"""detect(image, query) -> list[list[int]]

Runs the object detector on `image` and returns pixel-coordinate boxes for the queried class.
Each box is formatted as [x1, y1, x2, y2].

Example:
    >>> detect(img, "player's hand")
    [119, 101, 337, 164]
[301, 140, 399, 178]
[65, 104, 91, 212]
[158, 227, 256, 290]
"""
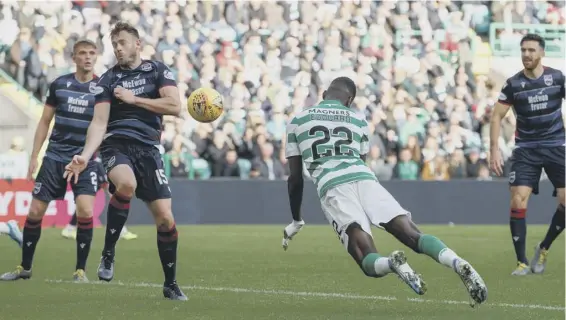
[490, 148, 504, 176]
[282, 220, 305, 251]
[27, 157, 38, 180]
[63, 155, 88, 184]
[113, 87, 136, 104]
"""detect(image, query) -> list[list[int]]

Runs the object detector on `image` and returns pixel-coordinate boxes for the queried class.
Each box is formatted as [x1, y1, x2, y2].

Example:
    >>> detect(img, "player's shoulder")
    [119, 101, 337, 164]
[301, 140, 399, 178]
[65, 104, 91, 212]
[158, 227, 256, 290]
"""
[288, 105, 316, 126]
[506, 70, 525, 84]
[543, 66, 565, 80]
[50, 73, 75, 87]
[140, 59, 168, 72]
[97, 66, 117, 81]
[543, 66, 563, 75]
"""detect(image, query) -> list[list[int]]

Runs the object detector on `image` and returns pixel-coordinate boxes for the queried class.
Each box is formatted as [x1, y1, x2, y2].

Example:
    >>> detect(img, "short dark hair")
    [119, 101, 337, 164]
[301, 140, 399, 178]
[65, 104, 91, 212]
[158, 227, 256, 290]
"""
[520, 33, 545, 50]
[72, 39, 97, 53]
[110, 21, 140, 39]
[329, 77, 357, 97]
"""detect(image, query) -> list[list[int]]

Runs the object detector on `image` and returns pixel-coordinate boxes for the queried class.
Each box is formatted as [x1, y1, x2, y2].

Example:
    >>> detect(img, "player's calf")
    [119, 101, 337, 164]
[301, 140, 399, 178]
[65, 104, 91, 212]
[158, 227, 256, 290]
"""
[97, 190, 133, 282]
[383, 215, 487, 305]
[531, 201, 565, 274]
[509, 187, 530, 273]
[98, 176, 135, 282]
[150, 200, 178, 284]
[1, 199, 49, 281]
[75, 195, 95, 277]
[148, 199, 187, 300]
[346, 224, 426, 295]
[21, 199, 49, 272]
[98, 189, 133, 282]
[104, 165, 136, 249]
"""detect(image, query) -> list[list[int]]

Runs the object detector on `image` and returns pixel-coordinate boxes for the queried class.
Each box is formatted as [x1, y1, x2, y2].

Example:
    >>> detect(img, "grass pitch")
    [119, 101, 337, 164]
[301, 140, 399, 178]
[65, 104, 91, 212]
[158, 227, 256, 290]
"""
[0, 225, 564, 320]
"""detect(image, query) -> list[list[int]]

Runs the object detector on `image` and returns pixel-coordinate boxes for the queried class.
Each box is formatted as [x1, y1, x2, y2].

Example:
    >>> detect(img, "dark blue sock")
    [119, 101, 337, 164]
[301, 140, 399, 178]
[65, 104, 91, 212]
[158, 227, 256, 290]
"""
[540, 204, 565, 250]
[510, 208, 528, 264]
[76, 217, 93, 270]
[21, 217, 42, 270]
[157, 224, 178, 285]
[69, 212, 77, 226]
[103, 193, 130, 255]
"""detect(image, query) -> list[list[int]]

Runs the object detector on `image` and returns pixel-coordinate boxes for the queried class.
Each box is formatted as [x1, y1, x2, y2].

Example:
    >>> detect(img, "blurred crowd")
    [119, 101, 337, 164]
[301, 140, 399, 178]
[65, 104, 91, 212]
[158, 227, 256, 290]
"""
[1, 1, 564, 181]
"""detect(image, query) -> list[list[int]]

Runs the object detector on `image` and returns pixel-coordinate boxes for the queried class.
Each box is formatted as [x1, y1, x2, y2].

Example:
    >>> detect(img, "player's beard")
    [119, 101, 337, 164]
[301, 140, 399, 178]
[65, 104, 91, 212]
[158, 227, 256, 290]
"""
[522, 58, 540, 71]
[117, 51, 137, 69]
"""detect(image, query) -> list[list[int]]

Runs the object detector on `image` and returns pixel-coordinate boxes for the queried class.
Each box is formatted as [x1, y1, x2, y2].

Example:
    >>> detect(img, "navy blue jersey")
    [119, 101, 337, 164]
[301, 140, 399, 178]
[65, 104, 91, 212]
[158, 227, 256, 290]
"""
[44, 73, 98, 162]
[93, 60, 177, 146]
[498, 67, 565, 148]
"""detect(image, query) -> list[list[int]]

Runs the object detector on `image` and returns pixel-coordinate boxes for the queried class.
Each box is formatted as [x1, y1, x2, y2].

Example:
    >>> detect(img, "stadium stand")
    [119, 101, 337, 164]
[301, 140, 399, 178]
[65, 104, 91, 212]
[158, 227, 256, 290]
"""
[0, 1, 564, 180]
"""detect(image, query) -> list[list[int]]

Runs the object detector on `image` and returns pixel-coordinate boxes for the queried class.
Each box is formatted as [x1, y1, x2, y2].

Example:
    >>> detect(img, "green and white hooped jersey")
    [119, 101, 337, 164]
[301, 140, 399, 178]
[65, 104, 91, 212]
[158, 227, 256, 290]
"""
[285, 100, 376, 197]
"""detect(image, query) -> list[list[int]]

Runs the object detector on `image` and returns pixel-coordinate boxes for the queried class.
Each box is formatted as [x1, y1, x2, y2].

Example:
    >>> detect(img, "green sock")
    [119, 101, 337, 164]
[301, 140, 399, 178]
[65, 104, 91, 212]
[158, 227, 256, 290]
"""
[361, 253, 391, 277]
[417, 234, 448, 262]
[361, 253, 381, 276]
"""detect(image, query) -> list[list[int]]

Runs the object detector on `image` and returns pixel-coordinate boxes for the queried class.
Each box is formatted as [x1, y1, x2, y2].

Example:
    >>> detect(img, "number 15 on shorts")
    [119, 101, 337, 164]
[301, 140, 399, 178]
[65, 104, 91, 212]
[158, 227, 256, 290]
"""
[156, 169, 169, 185]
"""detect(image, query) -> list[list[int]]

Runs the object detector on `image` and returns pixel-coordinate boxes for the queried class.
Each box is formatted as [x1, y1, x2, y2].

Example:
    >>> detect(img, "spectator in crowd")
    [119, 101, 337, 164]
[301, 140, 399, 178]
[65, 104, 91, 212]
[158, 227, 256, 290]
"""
[1, 0, 561, 181]
[250, 142, 285, 180]
[422, 154, 451, 181]
[396, 148, 420, 181]
[367, 145, 395, 181]
[169, 154, 188, 179]
[219, 150, 241, 178]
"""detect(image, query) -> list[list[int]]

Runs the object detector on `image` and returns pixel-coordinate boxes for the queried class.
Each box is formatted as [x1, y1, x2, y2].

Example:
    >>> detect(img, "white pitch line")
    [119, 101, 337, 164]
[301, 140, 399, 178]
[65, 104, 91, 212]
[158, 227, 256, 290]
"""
[44, 279, 565, 311]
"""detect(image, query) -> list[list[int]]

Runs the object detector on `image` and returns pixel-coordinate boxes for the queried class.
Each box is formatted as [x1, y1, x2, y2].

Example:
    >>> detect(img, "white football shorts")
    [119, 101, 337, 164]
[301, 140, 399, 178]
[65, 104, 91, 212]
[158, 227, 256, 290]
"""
[320, 180, 411, 248]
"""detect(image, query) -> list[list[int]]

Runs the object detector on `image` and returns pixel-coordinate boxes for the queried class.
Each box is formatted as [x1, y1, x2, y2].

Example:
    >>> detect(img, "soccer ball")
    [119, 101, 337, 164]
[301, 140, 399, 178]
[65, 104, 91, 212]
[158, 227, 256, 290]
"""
[187, 87, 224, 123]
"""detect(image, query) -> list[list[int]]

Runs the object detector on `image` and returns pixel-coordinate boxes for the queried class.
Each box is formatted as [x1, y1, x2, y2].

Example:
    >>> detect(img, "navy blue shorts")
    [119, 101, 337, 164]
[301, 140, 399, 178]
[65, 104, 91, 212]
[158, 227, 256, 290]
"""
[100, 138, 170, 202]
[95, 161, 108, 189]
[33, 157, 99, 203]
[509, 146, 565, 195]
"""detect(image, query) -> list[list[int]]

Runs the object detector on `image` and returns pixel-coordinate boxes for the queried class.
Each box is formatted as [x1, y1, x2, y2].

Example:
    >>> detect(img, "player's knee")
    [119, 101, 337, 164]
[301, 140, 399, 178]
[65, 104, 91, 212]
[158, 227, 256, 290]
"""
[556, 189, 565, 207]
[114, 180, 136, 199]
[510, 190, 529, 209]
[155, 214, 175, 230]
[76, 206, 93, 218]
[28, 201, 47, 220]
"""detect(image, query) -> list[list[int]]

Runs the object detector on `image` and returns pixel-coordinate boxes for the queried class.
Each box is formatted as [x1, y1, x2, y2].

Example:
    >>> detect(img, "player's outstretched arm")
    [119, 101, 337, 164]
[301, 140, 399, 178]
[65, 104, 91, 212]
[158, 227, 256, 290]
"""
[282, 121, 306, 250]
[489, 102, 511, 176]
[287, 156, 304, 222]
[133, 86, 181, 116]
[64, 102, 109, 184]
[82, 102, 110, 160]
[28, 104, 56, 179]
[282, 155, 306, 250]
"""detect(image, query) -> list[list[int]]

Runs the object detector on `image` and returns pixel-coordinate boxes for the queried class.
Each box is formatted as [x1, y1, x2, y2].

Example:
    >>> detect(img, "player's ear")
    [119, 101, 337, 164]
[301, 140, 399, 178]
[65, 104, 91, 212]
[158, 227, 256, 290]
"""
[135, 38, 141, 49]
[347, 96, 354, 107]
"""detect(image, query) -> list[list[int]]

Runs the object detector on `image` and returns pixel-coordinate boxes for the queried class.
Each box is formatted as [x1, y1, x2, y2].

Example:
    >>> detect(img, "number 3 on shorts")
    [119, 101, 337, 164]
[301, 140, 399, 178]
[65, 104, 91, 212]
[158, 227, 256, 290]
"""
[90, 171, 98, 192]
[155, 169, 168, 185]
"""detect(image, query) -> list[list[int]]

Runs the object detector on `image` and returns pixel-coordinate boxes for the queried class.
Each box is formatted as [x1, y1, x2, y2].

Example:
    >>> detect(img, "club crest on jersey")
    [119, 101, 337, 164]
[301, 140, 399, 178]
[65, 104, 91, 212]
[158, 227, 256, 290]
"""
[509, 171, 516, 184]
[89, 82, 104, 95]
[33, 182, 42, 195]
[544, 75, 553, 86]
[141, 63, 152, 71]
[117, 73, 123, 78]
[105, 156, 116, 170]
[164, 70, 174, 80]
